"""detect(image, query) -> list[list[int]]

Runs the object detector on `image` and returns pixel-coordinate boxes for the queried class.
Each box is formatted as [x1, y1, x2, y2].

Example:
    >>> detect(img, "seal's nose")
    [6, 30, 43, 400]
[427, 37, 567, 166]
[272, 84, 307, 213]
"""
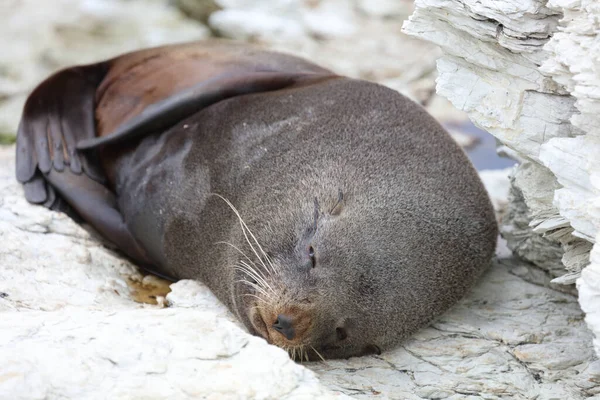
[272, 314, 295, 340]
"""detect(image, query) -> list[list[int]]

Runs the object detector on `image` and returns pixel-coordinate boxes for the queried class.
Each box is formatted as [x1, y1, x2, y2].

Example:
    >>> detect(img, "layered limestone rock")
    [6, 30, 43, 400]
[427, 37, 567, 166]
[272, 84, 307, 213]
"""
[404, 0, 600, 356]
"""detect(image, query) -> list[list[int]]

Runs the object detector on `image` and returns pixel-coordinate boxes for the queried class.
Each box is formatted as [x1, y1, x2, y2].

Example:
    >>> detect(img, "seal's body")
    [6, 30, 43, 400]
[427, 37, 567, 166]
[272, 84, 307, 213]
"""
[16, 41, 497, 359]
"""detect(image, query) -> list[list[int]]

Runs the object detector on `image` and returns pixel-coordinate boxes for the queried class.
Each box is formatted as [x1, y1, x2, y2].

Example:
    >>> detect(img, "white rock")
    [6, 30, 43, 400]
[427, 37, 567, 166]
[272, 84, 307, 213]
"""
[355, 0, 409, 18]
[579, 237, 600, 357]
[0, 0, 210, 135]
[209, 9, 306, 40]
[2, 0, 598, 396]
[0, 309, 337, 400]
[0, 144, 340, 398]
[211, 0, 357, 40]
[479, 168, 513, 215]
[404, 0, 600, 357]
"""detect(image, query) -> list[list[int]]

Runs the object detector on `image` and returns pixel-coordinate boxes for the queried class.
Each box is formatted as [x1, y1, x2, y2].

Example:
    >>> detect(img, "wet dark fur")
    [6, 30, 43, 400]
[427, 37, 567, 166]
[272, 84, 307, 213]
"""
[16, 42, 498, 359]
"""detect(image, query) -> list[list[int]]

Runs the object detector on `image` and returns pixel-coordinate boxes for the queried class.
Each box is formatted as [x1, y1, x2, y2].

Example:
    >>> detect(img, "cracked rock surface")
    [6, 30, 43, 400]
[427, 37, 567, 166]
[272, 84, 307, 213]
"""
[403, 0, 600, 360]
[1, 144, 597, 398]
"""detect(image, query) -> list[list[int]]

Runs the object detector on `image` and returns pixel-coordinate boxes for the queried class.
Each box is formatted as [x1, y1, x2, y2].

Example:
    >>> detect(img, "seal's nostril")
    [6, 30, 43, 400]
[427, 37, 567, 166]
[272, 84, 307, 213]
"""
[336, 327, 348, 341]
[272, 314, 295, 340]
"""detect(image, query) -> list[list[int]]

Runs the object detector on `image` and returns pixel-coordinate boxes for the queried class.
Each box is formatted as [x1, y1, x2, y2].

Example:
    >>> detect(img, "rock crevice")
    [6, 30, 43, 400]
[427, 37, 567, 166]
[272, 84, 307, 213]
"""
[404, 0, 600, 357]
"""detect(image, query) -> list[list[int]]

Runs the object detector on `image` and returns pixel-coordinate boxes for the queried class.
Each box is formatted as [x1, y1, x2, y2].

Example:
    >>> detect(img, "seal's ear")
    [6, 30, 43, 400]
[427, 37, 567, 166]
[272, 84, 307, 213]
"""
[363, 344, 382, 356]
[329, 190, 344, 216]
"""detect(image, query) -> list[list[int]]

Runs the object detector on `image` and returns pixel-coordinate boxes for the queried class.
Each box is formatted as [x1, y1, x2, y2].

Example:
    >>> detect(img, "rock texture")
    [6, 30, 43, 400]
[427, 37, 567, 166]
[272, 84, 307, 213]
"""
[404, 0, 600, 357]
[0, 0, 210, 136]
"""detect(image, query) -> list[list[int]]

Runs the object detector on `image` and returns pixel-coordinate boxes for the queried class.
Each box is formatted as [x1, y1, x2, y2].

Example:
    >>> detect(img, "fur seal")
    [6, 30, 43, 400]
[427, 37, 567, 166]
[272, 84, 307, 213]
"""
[16, 41, 498, 360]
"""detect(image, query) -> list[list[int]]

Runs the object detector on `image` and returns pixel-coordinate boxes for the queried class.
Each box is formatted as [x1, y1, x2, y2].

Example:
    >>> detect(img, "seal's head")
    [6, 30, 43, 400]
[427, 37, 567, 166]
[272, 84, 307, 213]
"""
[213, 78, 497, 360]
[227, 175, 495, 360]
[228, 190, 389, 360]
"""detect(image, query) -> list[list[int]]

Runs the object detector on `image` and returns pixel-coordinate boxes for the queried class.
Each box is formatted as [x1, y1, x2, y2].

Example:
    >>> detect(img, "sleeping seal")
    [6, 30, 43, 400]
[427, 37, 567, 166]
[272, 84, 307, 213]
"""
[16, 41, 498, 360]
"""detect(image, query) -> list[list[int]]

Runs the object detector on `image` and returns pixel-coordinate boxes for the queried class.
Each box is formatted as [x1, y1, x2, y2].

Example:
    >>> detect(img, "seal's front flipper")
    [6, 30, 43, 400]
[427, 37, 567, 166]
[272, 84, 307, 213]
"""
[15, 63, 152, 265]
[76, 42, 335, 151]
[16, 64, 108, 205]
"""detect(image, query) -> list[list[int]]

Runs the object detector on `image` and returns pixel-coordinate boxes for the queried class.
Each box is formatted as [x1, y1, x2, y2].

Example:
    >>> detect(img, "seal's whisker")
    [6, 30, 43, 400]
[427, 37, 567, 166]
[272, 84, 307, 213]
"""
[217, 241, 280, 292]
[242, 294, 269, 306]
[236, 278, 268, 294]
[236, 261, 278, 300]
[239, 221, 279, 277]
[297, 346, 305, 363]
[237, 216, 273, 276]
[238, 270, 273, 301]
[248, 304, 267, 313]
[310, 346, 327, 363]
[211, 193, 280, 276]
[262, 252, 280, 276]
[238, 260, 275, 293]
[234, 260, 266, 280]
[211, 195, 265, 265]
[235, 269, 269, 296]
[235, 279, 274, 301]
[211, 195, 265, 258]
[214, 241, 258, 269]
[234, 262, 262, 280]
[256, 233, 280, 276]
[292, 346, 308, 363]
[236, 217, 279, 275]
[234, 262, 273, 293]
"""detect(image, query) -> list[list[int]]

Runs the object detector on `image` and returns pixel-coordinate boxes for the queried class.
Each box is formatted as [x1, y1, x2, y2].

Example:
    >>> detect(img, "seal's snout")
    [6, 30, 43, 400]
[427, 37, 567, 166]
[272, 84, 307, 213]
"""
[250, 304, 313, 346]
[272, 314, 295, 340]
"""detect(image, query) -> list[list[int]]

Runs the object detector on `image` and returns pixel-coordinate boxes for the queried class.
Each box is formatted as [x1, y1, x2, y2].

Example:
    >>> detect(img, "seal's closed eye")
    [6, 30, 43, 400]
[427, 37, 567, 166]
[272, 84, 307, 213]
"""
[336, 327, 348, 341]
[309, 245, 316, 268]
